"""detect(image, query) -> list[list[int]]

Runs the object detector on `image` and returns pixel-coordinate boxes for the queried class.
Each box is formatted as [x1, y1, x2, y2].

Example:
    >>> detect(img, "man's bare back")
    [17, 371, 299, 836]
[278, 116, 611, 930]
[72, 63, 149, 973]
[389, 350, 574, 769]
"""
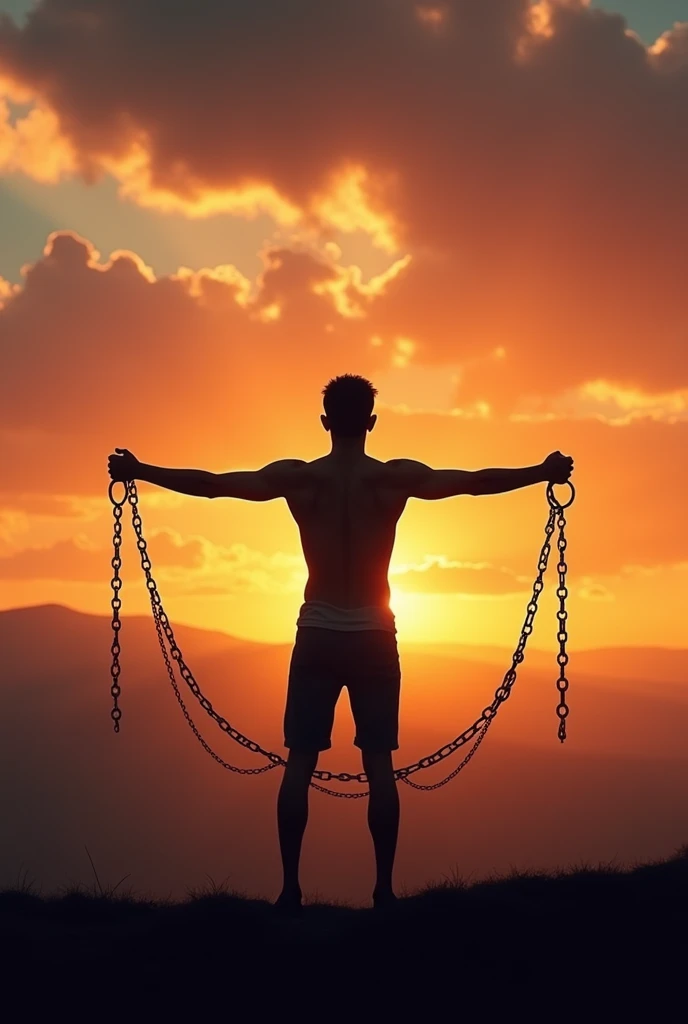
[286, 454, 405, 609]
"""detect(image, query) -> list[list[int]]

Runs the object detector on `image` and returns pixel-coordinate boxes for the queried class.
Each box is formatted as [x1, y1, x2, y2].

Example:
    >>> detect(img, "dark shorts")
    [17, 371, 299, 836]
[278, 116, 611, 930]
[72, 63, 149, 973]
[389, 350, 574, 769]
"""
[284, 627, 401, 753]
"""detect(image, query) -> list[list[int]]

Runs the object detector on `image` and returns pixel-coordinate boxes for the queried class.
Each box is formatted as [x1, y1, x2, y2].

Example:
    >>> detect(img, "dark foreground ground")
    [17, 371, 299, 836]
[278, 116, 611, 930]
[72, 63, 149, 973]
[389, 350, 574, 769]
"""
[2, 850, 687, 1019]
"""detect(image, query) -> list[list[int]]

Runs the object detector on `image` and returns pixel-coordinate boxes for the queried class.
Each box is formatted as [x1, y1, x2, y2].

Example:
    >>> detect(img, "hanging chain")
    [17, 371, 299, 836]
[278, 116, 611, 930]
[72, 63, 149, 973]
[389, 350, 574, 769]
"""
[555, 505, 570, 741]
[151, 600, 279, 775]
[400, 720, 491, 791]
[109, 483, 124, 733]
[109, 479, 573, 790]
[130, 484, 282, 774]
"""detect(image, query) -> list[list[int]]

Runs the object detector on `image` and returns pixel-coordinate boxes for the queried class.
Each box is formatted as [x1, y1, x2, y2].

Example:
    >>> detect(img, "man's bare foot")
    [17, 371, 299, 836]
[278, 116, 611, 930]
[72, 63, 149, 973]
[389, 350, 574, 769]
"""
[274, 887, 303, 916]
[372, 888, 398, 910]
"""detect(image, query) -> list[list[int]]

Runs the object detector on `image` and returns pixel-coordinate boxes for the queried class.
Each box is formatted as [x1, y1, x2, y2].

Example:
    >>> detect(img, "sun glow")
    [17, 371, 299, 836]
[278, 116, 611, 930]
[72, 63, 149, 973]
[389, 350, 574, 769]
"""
[389, 585, 458, 642]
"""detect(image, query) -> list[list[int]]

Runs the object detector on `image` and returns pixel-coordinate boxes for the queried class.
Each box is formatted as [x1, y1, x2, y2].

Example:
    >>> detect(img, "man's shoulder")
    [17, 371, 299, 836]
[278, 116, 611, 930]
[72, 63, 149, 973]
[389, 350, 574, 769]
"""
[261, 459, 312, 485]
[380, 457, 430, 475]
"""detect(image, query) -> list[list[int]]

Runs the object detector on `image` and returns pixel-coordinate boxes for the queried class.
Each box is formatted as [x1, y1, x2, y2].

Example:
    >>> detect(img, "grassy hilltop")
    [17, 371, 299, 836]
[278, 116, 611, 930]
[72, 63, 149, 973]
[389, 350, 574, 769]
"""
[3, 849, 687, 1016]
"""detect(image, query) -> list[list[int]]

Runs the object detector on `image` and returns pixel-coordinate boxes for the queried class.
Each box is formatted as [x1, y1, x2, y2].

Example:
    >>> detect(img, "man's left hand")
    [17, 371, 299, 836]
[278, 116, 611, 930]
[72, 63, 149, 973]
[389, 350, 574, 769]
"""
[108, 448, 140, 482]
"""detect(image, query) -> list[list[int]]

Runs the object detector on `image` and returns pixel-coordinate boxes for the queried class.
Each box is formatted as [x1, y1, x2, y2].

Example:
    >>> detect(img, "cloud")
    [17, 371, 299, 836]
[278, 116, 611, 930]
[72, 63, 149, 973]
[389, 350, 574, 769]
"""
[511, 380, 688, 425]
[649, 20, 688, 72]
[0, 492, 106, 518]
[0, 1, 685, 409]
[0, 527, 306, 593]
[0, 92, 76, 181]
[0, 229, 400, 492]
[0, 529, 205, 581]
[577, 578, 615, 601]
[201, 542, 306, 595]
[1, 222, 686, 582]
[391, 555, 530, 595]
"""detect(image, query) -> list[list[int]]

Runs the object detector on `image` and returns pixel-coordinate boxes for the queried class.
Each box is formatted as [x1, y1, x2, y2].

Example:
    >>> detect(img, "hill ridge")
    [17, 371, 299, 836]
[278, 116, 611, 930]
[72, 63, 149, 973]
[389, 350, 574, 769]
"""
[2, 603, 686, 661]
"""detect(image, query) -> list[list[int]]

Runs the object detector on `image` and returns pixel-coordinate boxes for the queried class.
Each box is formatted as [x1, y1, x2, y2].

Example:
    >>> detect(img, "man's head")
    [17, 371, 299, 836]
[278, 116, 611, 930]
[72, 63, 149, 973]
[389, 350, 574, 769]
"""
[321, 374, 378, 439]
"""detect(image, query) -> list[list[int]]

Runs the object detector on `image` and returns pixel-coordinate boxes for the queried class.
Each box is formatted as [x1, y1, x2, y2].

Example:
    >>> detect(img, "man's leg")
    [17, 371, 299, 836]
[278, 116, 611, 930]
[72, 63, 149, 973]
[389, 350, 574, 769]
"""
[362, 750, 399, 907]
[275, 749, 318, 909]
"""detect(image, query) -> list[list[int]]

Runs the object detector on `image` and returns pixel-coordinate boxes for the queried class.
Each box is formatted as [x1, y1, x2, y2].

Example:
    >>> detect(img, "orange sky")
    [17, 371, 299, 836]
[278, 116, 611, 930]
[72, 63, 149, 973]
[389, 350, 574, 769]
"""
[1, 0, 687, 650]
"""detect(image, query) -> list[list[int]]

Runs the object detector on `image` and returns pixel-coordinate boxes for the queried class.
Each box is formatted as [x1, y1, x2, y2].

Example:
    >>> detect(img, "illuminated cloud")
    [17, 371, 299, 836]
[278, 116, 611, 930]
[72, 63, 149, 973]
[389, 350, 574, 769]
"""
[0, 493, 105, 520]
[0, 530, 204, 581]
[0, 1, 685, 409]
[201, 542, 306, 595]
[0, 527, 305, 594]
[578, 578, 615, 602]
[0, 229, 409, 494]
[1, 223, 687, 587]
[511, 380, 688, 425]
[110, 141, 303, 224]
[312, 254, 412, 319]
[391, 556, 530, 595]
[392, 337, 417, 369]
[0, 273, 16, 307]
[310, 166, 401, 252]
[0, 94, 76, 181]
[0, 506, 29, 548]
[649, 21, 688, 72]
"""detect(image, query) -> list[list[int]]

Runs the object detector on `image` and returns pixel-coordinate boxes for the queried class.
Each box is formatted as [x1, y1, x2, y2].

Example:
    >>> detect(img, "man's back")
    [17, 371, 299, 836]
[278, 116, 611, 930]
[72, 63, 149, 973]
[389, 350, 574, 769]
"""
[286, 454, 406, 609]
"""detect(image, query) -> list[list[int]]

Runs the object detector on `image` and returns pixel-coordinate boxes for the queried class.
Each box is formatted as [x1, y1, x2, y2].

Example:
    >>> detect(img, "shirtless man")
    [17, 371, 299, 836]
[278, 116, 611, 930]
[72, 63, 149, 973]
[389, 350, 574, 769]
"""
[108, 373, 573, 910]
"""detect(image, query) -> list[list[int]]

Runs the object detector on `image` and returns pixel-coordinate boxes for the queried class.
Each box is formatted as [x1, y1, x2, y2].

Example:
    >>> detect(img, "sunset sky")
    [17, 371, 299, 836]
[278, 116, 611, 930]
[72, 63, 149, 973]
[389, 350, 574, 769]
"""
[1, 0, 686, 649]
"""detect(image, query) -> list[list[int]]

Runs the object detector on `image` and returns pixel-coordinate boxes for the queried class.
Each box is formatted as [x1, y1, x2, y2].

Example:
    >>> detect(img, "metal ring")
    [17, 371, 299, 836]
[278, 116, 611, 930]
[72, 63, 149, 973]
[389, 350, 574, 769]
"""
[546, 481, 575, 510]
[108, 480, 128, 506]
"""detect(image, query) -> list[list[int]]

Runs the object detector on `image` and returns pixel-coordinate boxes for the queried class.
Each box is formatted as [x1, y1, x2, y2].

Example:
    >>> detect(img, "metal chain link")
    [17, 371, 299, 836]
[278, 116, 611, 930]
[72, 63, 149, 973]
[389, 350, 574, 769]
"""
[400, 720, 491, 791]
[151, 600, 279, 775]
[555, 506, 570, 741]
[108, 479, 573, 792]
[127, 483, 283, 774]
[109, 486, 124, 733]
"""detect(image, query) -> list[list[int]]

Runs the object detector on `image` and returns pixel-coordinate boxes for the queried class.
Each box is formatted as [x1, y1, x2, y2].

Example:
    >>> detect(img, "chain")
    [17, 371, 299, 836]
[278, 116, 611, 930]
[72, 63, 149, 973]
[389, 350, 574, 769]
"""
[109, 479, 573, 790]
[400, 720, 491, 791]
[386, 498, 560, 788]
[129, 484, 282, 774]
[309, 780, 370, 799]
[298, 726, 491, 797]
[109, 483, 124, 733]
[151, 601, 279, 775]
[555, 506, 570, 741]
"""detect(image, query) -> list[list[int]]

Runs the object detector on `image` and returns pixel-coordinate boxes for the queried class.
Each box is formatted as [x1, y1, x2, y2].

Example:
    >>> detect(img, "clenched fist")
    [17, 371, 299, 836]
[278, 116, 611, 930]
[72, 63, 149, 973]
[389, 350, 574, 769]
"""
[542, 451, 574, 485]
[108, 448, 141, 483]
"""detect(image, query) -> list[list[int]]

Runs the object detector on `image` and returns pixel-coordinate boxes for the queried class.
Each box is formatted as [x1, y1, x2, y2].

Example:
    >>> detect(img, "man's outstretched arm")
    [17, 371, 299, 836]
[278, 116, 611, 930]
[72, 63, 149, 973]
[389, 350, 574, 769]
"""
[108, 449, 309, 500]
[386, 451, 573, 500]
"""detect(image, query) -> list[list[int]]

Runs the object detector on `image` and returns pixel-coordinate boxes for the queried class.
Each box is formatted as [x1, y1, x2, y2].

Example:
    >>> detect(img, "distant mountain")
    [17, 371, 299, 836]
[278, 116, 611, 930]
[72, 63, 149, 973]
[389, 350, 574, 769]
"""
[0, 603, 257, 685]
[0, 604, 686, 905]
[571, 645, 688, 686]
[406, 640, 688, 687]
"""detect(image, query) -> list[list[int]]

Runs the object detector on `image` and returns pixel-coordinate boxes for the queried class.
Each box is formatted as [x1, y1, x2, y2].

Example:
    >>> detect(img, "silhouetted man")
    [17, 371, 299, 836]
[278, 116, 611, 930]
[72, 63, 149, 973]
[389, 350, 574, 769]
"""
[108, 373, 573, 910]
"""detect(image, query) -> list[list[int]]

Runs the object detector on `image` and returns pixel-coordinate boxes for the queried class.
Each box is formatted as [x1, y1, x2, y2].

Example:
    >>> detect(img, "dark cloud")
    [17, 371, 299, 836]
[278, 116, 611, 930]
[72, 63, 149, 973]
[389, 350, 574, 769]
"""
[0, 1, 686, 403]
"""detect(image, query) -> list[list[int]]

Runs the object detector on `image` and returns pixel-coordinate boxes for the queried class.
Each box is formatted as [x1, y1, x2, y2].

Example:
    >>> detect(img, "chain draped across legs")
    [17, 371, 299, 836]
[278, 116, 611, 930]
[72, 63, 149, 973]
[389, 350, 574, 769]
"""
[108, 479, 573, 796]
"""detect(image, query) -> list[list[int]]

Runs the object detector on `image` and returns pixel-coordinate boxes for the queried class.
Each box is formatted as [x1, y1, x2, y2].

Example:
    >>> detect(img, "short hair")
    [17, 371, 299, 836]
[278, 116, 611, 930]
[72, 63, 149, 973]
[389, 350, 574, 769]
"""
[322, 374, 378, 438]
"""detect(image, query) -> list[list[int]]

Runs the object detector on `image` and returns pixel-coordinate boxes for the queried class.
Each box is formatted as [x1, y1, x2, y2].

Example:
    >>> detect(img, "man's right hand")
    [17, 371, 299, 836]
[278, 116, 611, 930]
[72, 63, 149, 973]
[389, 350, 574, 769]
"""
[542, 451, 574, 485]
[108, 448, 141, 482]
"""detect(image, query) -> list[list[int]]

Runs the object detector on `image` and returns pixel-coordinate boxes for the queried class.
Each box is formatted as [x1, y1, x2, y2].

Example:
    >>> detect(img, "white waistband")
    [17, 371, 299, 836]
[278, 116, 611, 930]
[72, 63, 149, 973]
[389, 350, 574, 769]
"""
[296, 600, 396, 633]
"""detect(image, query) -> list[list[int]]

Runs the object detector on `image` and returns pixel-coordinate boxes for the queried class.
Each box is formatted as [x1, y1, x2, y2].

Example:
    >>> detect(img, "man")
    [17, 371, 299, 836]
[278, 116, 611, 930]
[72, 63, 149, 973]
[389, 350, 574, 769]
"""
[108, 373, 573, 911]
